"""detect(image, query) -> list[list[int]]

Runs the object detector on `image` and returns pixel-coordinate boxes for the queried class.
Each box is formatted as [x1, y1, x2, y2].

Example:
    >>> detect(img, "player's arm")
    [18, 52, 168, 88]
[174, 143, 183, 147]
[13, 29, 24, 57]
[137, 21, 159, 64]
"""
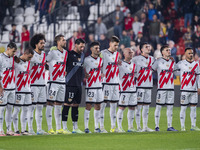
[195, 65, 200, 95]
[99, 52, 105, 77]
[46, 50, 53, 62]
[83, 59, 90, 79]
[0, 59, 4, 95]
[151, 59, 158, 72]
[173, 61, 181, 76]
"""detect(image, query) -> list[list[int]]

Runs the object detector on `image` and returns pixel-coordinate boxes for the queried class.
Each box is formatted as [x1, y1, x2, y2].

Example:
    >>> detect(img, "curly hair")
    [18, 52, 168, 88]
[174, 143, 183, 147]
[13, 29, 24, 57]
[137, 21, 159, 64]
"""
[30, 33, 46, 49]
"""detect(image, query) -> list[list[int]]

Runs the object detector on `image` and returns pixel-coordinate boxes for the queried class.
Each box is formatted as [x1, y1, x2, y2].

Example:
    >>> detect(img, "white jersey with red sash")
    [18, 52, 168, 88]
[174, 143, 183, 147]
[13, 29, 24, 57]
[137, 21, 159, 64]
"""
[30, 51, 46, 85]
[152, 58, 175, 90]
[0, 53, 15, 89]
[175, 60, 200, 92]
[15, 59, 31, 92]
[132, 55, 155, 88]
[119, 61, 137, 92]
[101, 49, 119, 84]
[84, 56, 103, 88]
[46, 49, 68, 83]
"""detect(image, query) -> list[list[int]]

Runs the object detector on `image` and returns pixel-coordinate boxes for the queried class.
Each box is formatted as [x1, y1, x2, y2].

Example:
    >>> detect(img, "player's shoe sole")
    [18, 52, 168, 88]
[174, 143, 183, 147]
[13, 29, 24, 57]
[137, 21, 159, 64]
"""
[56, 129, 64, 134]
[63, 129, 72, 134]
[6, 131, 15, 136]
[13, 131, 21, 136]
[85, 128, 92, 133]
[100, 128, 108, 133]
[37, 130, 49, 135]
[167, 127, 178, 131]
[191, 126, 200, 131]
[94, 128, 101, 133]
[155, 127, 160, 131]
[110, 127, 119, 133]
[127, 128, 137, 132]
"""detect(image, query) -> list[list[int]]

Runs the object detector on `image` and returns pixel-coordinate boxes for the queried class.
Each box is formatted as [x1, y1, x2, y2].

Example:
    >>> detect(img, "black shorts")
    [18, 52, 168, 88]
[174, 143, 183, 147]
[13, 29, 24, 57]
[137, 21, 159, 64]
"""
[65, 86, 82, 104]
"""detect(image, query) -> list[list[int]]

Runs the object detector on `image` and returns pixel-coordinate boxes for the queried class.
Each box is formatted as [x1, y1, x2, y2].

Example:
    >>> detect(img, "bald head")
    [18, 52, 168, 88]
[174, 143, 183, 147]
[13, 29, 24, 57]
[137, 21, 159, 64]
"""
[123, 48, 134, 62]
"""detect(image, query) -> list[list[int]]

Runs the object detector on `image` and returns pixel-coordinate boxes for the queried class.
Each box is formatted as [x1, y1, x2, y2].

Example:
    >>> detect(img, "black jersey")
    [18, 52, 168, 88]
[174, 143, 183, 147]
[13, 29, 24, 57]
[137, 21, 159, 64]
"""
[66, 50, 84, 87]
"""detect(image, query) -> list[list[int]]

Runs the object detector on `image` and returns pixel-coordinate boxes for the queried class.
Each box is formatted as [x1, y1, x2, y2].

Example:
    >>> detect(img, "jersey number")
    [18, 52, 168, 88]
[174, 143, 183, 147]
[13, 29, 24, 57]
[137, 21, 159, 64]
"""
[104, 90, 109, 96]
[88, 91, 94, 97]
[69, 92, 74, 99]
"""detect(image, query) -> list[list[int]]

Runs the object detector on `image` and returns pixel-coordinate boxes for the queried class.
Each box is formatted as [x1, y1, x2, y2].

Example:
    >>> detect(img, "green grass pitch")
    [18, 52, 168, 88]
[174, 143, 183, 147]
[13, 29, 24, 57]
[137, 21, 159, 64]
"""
[0, 107, 200, 150]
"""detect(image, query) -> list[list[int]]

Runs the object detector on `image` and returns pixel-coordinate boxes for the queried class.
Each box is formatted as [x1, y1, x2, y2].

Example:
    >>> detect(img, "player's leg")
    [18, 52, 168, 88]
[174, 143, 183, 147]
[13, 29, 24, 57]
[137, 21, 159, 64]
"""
[154, 90, 164, 131]
[94, 89, 103, 133]
[127, 92, 137, 132]
[54, 84, 65, 134]
[180, 92, 188, 131]
[94, 103, 101, 133]
[84, 103, 92, 133]
[117, 93, 127, 132]
[166, 91, 177, 131]
[35, 86, 47, 135]
[142, 89, 153, 132]
[0, 102, 5, 136]
[135, 89, 144, 131]
[62, 86, 71, 133]
[100, 84, 109, 132]
[71, 86, 84, 134]
[190, 92, 200, 131]
[5, 90, 15, 135]
[110, 85, 119, 132]
[12, 105, 20, 135]
[46, 83, 57, 134]
[23, 94, 33, 135]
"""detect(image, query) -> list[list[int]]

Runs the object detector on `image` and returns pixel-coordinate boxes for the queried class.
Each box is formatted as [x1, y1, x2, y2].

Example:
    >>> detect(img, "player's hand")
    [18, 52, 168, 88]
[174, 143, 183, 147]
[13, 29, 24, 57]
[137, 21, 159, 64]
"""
[85, 72, 90, 79]
[118, 60, 122, 66]
[0, 86, 4, 96]
[170, 57, 175, 62]
[50, 46, 57, 51]
[198, 88, 200, 95]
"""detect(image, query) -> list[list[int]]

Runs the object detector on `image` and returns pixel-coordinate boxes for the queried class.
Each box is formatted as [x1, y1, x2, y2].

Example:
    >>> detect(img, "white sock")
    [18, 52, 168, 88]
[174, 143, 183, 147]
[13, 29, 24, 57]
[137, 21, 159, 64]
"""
[21, 106, 28, 132]
[54, 105, 62, 130]
[73, 121, 78, 130]
[36, 105, 43, 131]
[62, 121, 67, 130]
[0, 107, 5, 132]
[180, 106, 187, 128]
[142, 105, 149, 129]
[46, 105, 53, 131]
[117, 108, 124, 129]
[135, 105, 142, 129]
[167, 105, 173, 128]
[84, 109, 90, 129]
[190, 106, 196, 128]
[127, 109, 135, 129]
[100, 102, 106, 129]
[155, 105, 162, 128]
[12, 106, 20, 132]
[94, 109, 100, 129]
[110, 103, 117, 129]
[28, 105, 35, 131]
[5, 104, 13, 132]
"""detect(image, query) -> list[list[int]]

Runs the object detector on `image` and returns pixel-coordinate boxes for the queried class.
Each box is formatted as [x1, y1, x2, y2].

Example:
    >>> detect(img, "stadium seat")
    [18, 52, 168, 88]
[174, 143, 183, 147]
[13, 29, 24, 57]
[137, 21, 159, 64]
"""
[14, 7, 24, 16]
[1, 32, 9, 43]
[3, 16, 13, 25]
[16, 24, 22, 33]
[4, 24, 12, 31]
[14, 15, 24, 24]
[24, 16, 35, 25]
[90, 5, 98, 15]
[24, 7, 35, 16]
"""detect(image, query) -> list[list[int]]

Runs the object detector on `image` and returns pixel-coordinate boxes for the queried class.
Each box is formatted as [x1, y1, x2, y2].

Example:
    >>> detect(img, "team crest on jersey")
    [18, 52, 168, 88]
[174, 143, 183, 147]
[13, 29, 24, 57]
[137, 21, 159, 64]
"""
[39, 58, 42, 61]
[24, 65, 27, 68]
[129, 67, 132, 70]
[189, 67, 192, 70]
[61, 56, 64, 59]
[146, 62, 148, 65]
[166, 64, 169, 67]
[68, 98, 72, 102]
[112, 57, 114, 60]
[95, 63, 98, 65]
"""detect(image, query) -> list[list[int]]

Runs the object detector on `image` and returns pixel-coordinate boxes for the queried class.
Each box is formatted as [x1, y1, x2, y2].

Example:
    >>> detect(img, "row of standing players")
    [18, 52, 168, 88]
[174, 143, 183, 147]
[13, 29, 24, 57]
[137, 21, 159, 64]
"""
[0, 34, 200, 136]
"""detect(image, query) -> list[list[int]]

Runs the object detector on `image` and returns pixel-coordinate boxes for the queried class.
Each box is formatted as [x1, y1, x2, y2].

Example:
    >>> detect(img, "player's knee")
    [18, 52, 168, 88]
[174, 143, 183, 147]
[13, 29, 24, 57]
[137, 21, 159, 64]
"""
[47, 101, 54, 106]
[94, 104, 100, 110]
[86, 103, 92, 110]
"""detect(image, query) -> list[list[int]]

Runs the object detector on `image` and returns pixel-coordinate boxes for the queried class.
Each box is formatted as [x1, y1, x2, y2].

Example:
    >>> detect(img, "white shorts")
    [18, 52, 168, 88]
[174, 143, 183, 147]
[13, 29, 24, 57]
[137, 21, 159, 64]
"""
[136, 88, 152, 104]
[103, 84, 119, 102]
[85, 88, 103, 104]
[47, 82, 65, 103]
[0, 90, 15, 106]
[180, 91, 198, 106]
[156, 90, 174, 105]
[119, 92, 137, 107]
[31, 86, 47, 104]
[15, 93, 32, 106]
